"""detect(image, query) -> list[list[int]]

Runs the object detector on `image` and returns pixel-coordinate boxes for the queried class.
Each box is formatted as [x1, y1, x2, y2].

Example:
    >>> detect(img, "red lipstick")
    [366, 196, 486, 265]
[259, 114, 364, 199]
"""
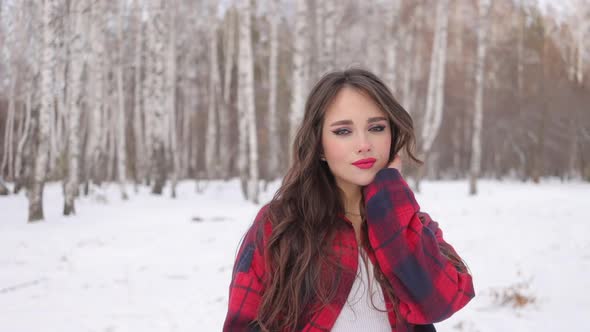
[352, 158, 376, 169]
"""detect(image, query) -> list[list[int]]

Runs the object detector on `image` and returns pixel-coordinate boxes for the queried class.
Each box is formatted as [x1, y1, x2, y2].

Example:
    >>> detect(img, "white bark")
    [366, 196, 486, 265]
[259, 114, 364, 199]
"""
[576, 22, 587, 85]
[86, 1, 105, 185]
[322, 0, 335, 71]
[167, 0, 178, 197]
[106, 89, 116, 182]
[567, 119, 579, 178]
[147, 0, 167, 194]
[238, 0, 259, 203]
[517, 1, 525, 98]
[133, 0, 145, 188]
[469, 0, 491, 195]
[421, 0, 449, 155]
[181, 61, 194, 179]
[403, 4, 423, 114]
[48, 8, 66, 179]
[385, 0, 401, 91]
[14, 90, 32, 187]
[29, 0, 59, 222]
[314, 0, 324, 76]
[116, 1, 128, 200]
[1, 77, 15, 179]
[267, 0, 280, 179]
[416, 0, 449, 191]
[64, 0, 86, 215]
[205, 1, 220, 179]
[220, 8, 236, 179]
[289, 0, 308, 166]
[366, 3, 379, 73]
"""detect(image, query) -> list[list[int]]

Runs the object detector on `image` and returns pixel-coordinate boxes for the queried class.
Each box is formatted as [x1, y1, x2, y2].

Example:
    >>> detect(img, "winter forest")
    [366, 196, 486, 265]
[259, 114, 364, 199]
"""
[0, 0, 589, 330]
[0, 0, 588, 222]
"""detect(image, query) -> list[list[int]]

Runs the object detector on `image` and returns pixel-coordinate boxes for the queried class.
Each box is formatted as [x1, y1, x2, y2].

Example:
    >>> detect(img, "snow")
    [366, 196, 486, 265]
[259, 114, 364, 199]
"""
[1, 178, 589, 331]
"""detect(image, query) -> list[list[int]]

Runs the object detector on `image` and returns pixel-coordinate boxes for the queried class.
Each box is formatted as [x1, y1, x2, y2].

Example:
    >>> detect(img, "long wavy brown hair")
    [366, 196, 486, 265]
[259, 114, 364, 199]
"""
[256, 68, 466, 331]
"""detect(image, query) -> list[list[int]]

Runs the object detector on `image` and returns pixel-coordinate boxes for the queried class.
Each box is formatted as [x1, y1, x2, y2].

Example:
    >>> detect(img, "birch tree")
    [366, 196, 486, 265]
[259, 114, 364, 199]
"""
[115, 1, 128, 200]
[0, 1, 21, 182]
[1, 78, 15, 180]
[220, 7, 236, 180]
[267, 0, 280, 179]
[132, 0, 145, 188]
[167, 0, 179, 197]
[321, 0, 336, 72]
[29, 0, 59, 222]
[85, 0, 105, 187]
[205, 1, 220, 180]
[416, 0, 449, 192]
[572, 0, 589, 85]
[469, 0, 491, 195]
[402, 3, 423, 113]
[289, 0, 308, 166]
[49, 10, 66, 179]
[385, 0, 401, 92]
[64, 0, 87, 215]
[237, 0, 259, 203]
[147, 0, 167, 194]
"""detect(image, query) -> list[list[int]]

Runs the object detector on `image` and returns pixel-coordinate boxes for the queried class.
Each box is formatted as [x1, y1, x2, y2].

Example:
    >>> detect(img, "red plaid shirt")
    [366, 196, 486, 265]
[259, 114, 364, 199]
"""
[223, 168, 475, 331]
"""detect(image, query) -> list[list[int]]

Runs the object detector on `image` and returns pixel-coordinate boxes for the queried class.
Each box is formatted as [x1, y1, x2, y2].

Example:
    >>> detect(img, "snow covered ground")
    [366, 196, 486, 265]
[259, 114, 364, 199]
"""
[1, 178, 588, 332]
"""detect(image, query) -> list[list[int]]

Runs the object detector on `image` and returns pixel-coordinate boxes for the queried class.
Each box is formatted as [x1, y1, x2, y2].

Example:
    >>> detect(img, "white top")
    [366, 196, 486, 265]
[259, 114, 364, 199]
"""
[331, 249, 392, 331]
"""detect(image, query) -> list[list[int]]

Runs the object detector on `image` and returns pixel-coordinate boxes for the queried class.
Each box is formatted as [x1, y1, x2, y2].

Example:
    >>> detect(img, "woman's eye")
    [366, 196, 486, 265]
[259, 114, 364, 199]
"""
[370, 125, 386, 132]
[333, 128, 351, 135]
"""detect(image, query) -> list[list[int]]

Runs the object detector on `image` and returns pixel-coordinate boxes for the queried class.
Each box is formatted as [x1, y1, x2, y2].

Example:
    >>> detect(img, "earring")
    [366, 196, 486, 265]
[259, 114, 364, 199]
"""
[320, 155, 326, 161]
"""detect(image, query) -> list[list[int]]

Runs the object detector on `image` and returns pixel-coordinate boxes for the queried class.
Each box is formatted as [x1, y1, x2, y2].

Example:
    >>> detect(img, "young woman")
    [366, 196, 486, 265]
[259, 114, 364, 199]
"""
[223, 68, 474, 332]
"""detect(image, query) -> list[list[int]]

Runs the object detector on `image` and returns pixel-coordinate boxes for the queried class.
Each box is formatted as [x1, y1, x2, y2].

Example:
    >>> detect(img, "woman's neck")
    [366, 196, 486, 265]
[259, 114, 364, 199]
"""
[340, 184, 362, 215]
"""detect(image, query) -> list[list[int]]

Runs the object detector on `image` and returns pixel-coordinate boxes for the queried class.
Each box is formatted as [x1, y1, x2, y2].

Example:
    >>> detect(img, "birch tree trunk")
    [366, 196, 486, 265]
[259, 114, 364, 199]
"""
[133, 0, 146, 188]
[116, 1, 128, 200]
[106, 91, 116, 182]
[385, 0, 401, 92]
[29, 0, 59, 222]
[86, 0, 105, 188]
[1, 3, 22, 182]
[314, 0, 324, 78]
[416, 0, 449, 192]
[148, 0, 167, 194]
[205, 1, 220, 180]
[516, 1, 525, 100]
[469, 0, 491, 195]
[403, 4, 423, 113]
[50, 20, 67, 180]
[14, 90, 32, 193]
[289, 0, 308, 166]
[267, 0, 280, 179]
[321, 0, 335, 72]
[1, 77, 16, 180]
[220, 8, 236, 180]
[366, 3, 379, 74]
[167, 0, 179, 198]
[181, 59, 194, 179]
[64, 0, 86, 215]
[238, 0, 259, 203]
[567, 118, 579, 178]
[532, 26, 552, 183]
[575, 21, 587, 85]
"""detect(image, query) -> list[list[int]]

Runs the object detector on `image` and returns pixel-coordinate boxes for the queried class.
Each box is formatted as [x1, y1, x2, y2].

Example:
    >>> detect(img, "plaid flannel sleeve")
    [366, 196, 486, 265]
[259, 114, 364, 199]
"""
[362, 168, 475, 324]
[223, 206, 270, 332]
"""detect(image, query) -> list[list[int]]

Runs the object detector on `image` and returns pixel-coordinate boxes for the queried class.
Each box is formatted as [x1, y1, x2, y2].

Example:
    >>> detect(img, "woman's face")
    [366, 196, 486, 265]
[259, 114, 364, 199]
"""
[321, 87, 392, 194]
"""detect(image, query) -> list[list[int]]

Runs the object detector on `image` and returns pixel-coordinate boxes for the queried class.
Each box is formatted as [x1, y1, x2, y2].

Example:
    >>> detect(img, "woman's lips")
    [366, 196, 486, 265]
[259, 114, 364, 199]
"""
[353, 162, 375, 169]
[352, 158, 376, 169]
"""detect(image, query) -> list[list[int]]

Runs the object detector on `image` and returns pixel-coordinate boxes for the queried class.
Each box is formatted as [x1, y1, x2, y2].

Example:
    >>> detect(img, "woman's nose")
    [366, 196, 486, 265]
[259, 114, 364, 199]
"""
[357, 134, 372, 153]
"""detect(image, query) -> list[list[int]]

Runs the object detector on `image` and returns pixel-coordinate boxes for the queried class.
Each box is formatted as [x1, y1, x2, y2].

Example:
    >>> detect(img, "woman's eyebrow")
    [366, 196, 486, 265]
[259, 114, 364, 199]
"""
[330, 117, 388, 127]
